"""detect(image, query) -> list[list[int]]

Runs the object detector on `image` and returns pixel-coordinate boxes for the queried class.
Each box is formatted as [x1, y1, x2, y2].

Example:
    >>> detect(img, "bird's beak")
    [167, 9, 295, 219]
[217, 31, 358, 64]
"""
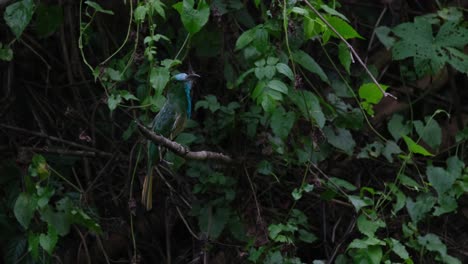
[186, 73, 200, 80]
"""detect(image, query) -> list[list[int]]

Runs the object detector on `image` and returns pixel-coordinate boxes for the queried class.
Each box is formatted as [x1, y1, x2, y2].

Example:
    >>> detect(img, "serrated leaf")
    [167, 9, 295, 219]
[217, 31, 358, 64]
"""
[4, 0, 36, 38]
[292, 50, 329, 83]
[402, 135, 433, 156]
[388, 238, 410, 260]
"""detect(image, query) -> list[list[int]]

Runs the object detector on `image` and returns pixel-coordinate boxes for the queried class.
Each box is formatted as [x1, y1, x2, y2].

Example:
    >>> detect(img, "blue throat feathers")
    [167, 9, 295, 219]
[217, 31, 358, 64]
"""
[184, 81, 192, 119]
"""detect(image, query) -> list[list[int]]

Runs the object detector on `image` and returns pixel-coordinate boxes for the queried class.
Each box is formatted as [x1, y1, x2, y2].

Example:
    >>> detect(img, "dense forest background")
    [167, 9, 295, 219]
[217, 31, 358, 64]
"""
[1, 0, 468, 263]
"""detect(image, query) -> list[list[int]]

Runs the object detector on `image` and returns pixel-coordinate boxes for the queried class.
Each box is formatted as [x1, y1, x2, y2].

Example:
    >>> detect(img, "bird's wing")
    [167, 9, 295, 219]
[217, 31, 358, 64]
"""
[170, 112, 187, 140]
[152, 101, 177, 137]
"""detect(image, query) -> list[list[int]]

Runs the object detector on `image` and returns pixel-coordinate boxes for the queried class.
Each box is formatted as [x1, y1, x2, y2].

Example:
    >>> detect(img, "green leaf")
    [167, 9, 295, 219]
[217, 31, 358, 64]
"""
[338, 42, 351, 73]
[388, 238, 410, 260]
[357, 214, 385, 238]
[320, 5, 349, 22]
[388, 183, 406, 214]
[388, 114, 411, 140]
[289, 90, 325, 128]
[39, 225, 58, 255]
[267, 80, 288, 94]
[298, 229, 317, 243]
[328, 177, 357, 191]
[4, 0, 36, 38]
[433, 193, 457, 216]
[14, 193, 37, 229]
[292, 50, 329, 83]
[235, 28, 255, 51]
[326, 16, 363, 40]
[119, 90, 139, 101]
[382, 140, 402, 163]
[402, 135, 433, 156]
[417, 233, 447, 256]
[359, 83, 388, 104]
[275, 63, 294, 80]
[150, 67, 170, 95]
[348, 195, 373, 212]
[173, 0, 210, 35]
[107, 94, 121, 111]
[375, 26, 395, 49]
[72, 208, 102, 234]
[40, 206, 71, 236]
[323, 126, 355, 155]
[270, 107, 295, 139]
[0, 44, 13, 61]
[414, 117, 442, 149]
[348, 237, 385, 249]
[85, 1, 114, 15]
[391, 18, 468, 76]
[35, 4, 63, 37]
[427, 166, 456, 196]
[28, 232, 40, 260]
[406, 194, 436, 224]
[134, 5, 147, 22]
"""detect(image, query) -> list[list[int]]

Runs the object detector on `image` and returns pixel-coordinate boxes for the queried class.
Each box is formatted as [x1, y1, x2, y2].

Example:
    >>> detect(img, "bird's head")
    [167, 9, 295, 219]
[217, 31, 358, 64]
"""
[173, 73, 200, 82]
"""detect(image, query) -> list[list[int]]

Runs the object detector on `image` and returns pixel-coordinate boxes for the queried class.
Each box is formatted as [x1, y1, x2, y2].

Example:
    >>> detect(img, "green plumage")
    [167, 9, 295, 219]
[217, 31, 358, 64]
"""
[142, 80, 190, 210]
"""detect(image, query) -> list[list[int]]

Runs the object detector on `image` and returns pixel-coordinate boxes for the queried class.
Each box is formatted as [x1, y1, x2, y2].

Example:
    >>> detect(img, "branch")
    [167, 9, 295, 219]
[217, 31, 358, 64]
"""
[136, 122, 235, 164]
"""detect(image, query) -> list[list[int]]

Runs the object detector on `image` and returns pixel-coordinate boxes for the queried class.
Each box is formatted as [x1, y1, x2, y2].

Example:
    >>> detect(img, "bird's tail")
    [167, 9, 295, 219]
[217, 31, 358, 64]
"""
[141, 168, 153, 211]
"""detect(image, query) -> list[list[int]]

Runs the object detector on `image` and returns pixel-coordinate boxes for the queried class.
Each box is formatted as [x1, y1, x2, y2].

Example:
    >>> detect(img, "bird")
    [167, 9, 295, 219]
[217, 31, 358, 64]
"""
[141, 72, 200, 210]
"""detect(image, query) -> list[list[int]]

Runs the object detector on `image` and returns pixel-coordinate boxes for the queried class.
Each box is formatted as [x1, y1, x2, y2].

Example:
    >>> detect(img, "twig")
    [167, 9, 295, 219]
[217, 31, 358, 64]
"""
[0, 124, 113, 157]
[136, 122, 234, 163]
[301, 0, 397, 100]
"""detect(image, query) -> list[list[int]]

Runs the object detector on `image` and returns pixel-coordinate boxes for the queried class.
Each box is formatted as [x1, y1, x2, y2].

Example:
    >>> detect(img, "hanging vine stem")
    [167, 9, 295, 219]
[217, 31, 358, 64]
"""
[174, 33, 191, 61]
[99, 0, 133, 65]
[301, 0, 397, 100]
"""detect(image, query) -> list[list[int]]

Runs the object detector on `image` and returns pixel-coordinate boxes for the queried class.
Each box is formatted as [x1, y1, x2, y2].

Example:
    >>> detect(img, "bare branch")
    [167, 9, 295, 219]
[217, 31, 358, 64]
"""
[136, 122, 235, 164]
